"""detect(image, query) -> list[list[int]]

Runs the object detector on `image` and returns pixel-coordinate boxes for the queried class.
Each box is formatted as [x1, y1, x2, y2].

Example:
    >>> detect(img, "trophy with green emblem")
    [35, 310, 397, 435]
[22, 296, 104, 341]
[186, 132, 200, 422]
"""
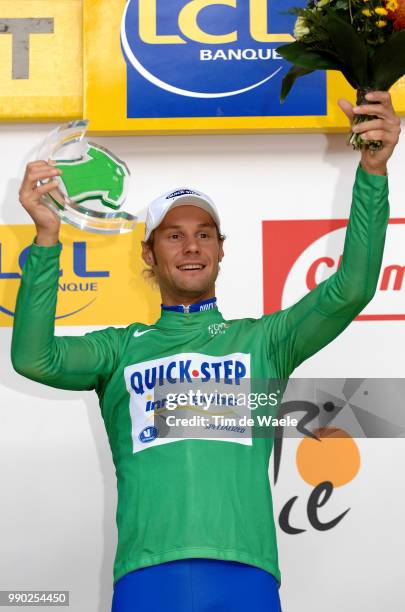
[36, 120, 137, 234]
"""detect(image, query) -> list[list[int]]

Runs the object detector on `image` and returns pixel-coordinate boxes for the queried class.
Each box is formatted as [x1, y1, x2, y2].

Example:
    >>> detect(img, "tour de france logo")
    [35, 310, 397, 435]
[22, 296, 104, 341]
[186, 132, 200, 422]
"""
[273, 378, 404, 534]
[277, 427, 361, 535]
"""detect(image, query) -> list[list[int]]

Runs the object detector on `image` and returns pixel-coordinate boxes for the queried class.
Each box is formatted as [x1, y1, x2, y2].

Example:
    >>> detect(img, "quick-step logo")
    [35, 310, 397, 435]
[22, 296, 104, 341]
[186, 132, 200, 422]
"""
[120, 0, 327, 119]
[124, 352, 251, 454]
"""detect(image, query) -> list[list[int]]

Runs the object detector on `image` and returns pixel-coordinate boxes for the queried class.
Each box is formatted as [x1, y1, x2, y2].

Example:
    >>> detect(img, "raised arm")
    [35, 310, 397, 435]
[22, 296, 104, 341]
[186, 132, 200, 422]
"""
[10, 161, 122, 393]
[262, 91, 400, 378]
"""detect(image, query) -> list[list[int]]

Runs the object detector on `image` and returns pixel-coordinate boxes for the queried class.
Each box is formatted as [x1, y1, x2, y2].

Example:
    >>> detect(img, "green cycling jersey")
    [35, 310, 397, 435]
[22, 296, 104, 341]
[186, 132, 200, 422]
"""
[11, 163, 389, 586]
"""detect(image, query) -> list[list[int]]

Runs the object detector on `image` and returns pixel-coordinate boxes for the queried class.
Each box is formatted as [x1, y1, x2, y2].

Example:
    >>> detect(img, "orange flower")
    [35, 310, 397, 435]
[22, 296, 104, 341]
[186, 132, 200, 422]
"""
[386, 0, 405, 29]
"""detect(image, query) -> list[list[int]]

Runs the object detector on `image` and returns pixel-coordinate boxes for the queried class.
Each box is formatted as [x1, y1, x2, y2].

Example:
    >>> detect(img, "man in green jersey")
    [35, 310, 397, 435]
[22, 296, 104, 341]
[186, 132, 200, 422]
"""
[11, 92, 401, 611]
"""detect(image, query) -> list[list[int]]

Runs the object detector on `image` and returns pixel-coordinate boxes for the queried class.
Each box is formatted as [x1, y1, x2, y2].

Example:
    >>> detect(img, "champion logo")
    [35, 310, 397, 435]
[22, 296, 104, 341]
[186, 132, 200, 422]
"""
[133, 328, 156, 338]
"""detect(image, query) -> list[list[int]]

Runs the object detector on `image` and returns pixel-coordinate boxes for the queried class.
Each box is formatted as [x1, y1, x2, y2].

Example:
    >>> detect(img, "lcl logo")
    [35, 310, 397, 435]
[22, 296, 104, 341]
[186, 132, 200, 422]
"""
[121, 0, 294, 99]
[134, 0, 292, 44]
[0, 241, 109, 320]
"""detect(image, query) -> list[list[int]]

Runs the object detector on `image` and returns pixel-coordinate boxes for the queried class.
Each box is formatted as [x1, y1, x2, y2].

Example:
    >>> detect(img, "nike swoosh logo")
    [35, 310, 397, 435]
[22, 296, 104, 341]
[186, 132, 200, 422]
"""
[133, 328, 156, 338]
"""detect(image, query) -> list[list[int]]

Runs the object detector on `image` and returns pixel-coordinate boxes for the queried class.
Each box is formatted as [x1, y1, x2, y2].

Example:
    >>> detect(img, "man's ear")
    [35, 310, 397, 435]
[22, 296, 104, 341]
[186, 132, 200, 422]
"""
[218, 242, 224, 263]
[141, 241, 156, 267]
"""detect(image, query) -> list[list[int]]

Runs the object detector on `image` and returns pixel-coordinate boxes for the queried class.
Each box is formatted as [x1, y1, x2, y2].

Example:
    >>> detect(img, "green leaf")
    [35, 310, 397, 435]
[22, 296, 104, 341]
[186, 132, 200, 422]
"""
[371, 31, 405, 90]
[325, 11, 368, 87]
[276, 41, 343, 70]
[280, 66, 315, 103]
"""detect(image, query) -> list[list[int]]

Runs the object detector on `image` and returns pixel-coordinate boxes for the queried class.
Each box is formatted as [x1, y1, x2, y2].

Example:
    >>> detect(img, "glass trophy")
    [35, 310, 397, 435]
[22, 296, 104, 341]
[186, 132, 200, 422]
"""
[36, 119, 137, 234]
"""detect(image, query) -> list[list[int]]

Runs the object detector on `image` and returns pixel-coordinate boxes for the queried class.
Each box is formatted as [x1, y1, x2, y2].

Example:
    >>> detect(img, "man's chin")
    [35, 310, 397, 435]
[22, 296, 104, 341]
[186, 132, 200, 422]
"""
[174, 283, 212, 298]
[171, 276, 215, 299]
[156, 269, 219, 300]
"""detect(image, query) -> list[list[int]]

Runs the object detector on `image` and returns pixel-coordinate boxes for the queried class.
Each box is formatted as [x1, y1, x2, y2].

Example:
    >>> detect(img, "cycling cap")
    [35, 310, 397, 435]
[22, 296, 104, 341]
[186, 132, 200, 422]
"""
[144, 187, 221, 241]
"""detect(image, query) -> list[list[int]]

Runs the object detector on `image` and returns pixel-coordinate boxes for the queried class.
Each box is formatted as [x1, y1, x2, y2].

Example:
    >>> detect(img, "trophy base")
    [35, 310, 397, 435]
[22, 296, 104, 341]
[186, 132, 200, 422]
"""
[42, 192, 137, 235]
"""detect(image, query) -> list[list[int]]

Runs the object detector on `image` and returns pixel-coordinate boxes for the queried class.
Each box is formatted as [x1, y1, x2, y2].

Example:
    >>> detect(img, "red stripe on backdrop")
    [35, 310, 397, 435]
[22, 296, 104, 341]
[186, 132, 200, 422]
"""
[262, 218, 405, 320]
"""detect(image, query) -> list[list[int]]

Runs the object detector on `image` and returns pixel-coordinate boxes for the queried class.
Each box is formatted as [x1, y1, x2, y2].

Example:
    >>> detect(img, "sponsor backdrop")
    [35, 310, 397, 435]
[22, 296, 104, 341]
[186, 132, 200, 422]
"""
[0, 224, 159, 326]
[0, 0, 405, 130]
[1, 2, 405, 612]
[1, 124, 404, 612]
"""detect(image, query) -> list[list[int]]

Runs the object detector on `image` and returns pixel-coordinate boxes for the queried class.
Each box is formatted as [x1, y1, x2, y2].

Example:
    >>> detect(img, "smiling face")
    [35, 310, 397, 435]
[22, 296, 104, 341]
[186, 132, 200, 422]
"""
[141, 204, 224, 305]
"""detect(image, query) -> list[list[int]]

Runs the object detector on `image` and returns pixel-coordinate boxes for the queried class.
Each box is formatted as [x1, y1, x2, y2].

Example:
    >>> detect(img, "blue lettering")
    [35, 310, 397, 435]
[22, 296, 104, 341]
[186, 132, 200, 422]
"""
[145, 367, 157, 390]
[131, 371, 144, 395]
[58, 282, 98, 292]
[211, 362, 222, 383]
[73, 242, 109, 278]
[179, 360, 191, 383]
[19, 246, 31, 276]
[0, 244, 19, 279]
[223, 360, 233, 384]
[166, 361, 177, 384]
[158, 364, 165, 386]
[234, 361, 246, 385]
[200, 362, 210, 382]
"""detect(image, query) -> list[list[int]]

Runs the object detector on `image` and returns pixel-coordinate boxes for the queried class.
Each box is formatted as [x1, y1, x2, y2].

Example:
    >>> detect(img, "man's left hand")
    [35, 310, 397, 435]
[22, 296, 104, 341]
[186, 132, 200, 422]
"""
[338, 91, 401, 176]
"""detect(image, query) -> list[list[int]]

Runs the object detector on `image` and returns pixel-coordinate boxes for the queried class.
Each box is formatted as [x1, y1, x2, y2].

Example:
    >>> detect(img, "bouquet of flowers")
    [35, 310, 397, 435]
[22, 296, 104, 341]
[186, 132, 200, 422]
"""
[275, 0, 405, 150]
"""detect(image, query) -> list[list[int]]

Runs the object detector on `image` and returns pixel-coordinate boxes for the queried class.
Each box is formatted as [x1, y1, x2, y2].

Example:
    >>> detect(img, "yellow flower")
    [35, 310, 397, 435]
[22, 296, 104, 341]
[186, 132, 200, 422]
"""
[362, 8, 372, 15]
[375, 7, 388, 14]
[293, 16, 310, 39]
[376, 19, 388, 25]
[385, 0, 398, 10]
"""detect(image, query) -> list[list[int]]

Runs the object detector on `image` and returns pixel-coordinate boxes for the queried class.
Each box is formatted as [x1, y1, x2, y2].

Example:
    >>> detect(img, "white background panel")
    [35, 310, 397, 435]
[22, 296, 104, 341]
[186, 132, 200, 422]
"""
[1, 123, 404, 610]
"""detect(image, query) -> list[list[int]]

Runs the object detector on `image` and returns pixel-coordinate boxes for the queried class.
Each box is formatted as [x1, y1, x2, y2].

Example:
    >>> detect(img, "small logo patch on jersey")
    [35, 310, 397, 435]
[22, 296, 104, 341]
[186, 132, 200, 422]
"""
[133, 328, 156, 338]
[139, 426, 158, 443]
[208, 322, 230, 337]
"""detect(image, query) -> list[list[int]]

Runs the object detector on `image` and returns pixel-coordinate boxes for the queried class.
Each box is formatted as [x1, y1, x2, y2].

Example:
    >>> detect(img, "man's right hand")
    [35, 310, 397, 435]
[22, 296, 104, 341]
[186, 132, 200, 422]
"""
[19, 161, 63, 246]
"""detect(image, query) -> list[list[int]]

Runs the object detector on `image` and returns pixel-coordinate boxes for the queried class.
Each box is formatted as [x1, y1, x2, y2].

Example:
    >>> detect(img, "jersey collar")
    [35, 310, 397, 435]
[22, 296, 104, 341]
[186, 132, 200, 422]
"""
[155, 301, 224, 329]
[161, 297, 217, 314]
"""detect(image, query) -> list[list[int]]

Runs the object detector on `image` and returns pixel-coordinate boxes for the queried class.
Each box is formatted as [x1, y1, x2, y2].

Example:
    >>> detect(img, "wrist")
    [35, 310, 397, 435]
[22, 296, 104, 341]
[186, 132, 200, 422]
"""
[34, 232, 60, 247]
[360, 160, 387, 176]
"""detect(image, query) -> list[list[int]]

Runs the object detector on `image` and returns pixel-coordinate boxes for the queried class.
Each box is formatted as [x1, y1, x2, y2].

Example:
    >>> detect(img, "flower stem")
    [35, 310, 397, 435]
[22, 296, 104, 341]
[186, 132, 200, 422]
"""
[347, 88, 383, 151]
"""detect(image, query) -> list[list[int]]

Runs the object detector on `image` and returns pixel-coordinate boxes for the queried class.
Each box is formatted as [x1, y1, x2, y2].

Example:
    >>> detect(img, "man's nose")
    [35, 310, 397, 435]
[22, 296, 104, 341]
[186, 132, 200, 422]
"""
[182, 236, 200, 254]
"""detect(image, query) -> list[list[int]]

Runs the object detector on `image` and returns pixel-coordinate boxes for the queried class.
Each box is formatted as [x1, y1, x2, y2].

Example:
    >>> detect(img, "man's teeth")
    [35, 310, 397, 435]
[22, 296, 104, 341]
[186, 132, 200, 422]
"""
[178, 264, 204, 270]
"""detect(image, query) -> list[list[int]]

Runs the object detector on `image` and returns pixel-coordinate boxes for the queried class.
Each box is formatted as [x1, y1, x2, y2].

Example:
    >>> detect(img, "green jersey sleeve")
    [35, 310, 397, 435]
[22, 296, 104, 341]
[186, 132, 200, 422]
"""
[261, 163, 389, 378]
[11, 240, 122, 394]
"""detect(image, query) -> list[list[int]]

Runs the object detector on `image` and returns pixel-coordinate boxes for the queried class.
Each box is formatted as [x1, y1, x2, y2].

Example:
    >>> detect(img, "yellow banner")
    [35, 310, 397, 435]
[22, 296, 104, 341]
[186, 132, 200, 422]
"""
[83, 0, 405, 135]
[0, 224, 160, 327]
[0, 0, 404, 129]
[0, 0, 82, 120]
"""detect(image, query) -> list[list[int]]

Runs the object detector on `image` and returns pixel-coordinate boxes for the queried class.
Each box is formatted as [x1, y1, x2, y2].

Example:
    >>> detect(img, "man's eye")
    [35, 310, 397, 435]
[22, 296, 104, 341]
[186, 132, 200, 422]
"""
[199, 232, 209, 239]
[169, 234, 180, 240]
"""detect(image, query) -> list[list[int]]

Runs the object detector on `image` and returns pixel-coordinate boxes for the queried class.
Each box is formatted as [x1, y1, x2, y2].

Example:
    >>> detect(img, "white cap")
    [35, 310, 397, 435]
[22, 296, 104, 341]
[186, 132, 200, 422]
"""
[144, 187, 221, 241]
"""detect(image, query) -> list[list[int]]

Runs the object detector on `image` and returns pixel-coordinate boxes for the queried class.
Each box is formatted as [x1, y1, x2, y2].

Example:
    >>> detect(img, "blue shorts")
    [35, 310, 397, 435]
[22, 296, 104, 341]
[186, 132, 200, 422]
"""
[111, 558, 282, 611]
